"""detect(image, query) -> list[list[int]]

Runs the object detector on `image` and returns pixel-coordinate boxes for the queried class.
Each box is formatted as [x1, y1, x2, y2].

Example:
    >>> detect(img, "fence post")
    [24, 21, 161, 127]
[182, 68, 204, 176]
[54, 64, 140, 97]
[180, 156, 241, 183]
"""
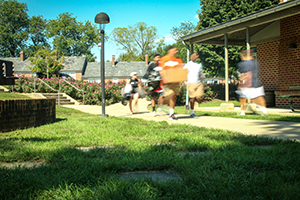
[83, 91, 85, 105]
[59, 80, 61, 105]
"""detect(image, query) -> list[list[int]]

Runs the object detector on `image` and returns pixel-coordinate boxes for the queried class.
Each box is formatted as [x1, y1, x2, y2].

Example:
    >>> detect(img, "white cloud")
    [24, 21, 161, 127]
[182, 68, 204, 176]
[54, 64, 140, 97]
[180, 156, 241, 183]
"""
[194, 14, 198, 19]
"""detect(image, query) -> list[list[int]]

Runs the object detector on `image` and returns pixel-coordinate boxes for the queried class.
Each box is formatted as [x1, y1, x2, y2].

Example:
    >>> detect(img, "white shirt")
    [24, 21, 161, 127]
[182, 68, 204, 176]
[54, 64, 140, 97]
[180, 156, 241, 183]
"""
[183, 61, 202, 83]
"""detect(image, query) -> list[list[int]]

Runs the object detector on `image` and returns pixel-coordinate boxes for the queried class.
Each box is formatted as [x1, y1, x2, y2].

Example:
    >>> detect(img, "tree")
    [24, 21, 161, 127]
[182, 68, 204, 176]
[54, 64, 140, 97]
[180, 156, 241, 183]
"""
[111, 22, 164, 61]
[170, 21, 196, 41]
[197, 0, 280, 30]
[0, 0, 29, 57]
[168, 21, 198, 63]
[118, 52, 141, 62]
[46, 12, 100, 62]
[29, 49, 64, 78]
[24, 15, 50, 57]
[195, 0, 280, 78]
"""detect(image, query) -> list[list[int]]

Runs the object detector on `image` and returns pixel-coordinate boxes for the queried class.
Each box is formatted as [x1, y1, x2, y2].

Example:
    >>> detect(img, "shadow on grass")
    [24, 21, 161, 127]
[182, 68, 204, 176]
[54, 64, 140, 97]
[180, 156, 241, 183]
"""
[191, 110, 300, 122]
[251, 120, 300, 141]
[55, 117, 67, 123]
[1, 133, 300, 199]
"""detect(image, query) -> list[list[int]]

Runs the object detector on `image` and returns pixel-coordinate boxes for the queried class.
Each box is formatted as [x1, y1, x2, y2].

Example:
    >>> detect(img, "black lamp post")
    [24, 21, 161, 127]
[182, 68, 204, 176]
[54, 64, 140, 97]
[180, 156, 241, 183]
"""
[95, 12, 110, 117]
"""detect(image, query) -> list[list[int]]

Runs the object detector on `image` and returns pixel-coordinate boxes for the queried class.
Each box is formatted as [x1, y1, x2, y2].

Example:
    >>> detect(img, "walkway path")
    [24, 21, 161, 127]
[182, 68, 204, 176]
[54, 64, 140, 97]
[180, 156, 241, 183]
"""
[63, 99, 300, 141]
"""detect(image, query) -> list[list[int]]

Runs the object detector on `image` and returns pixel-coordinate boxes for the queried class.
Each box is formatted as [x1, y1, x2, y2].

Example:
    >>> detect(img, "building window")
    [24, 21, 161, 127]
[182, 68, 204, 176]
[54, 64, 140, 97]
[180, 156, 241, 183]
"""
[88, 78, 100, 83]
[61, 72, 76, 80]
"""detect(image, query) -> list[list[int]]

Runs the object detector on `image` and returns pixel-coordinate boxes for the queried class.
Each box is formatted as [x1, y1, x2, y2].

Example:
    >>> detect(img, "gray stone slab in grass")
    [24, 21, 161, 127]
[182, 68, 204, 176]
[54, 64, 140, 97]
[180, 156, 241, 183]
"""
[153, 142, 175, 146]
[0, 162, 45, 169]
[255, 146, 273, 149]
[120, 171, 182, 183]
[177, 151, 210, 157]
[74, 146, 115, 152]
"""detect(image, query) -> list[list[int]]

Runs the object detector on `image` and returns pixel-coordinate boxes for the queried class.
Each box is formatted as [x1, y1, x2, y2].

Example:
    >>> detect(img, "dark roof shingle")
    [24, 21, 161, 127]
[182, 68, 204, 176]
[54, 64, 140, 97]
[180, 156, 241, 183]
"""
[82, 61, 149, 79]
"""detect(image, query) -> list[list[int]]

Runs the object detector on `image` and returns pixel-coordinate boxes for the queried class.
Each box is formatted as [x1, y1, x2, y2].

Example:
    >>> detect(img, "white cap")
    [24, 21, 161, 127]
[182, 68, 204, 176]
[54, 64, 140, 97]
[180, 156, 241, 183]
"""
[130, 72, 137, 76]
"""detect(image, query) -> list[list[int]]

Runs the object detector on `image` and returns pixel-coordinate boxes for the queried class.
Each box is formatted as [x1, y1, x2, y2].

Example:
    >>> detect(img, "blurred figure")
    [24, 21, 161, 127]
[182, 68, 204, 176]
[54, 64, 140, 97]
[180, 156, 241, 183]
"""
[127, 72, 142, 114]
[183, 52, 204, 117]
[159, 46, 184, 120]
[236, 50, 267, 115]
[144, 54, 163, 116]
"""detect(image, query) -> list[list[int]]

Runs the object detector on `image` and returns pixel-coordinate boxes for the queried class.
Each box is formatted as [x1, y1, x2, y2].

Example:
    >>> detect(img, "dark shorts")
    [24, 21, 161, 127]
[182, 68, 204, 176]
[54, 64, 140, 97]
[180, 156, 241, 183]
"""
[131, 88, 138, 94]
[151, 92, 159, 97]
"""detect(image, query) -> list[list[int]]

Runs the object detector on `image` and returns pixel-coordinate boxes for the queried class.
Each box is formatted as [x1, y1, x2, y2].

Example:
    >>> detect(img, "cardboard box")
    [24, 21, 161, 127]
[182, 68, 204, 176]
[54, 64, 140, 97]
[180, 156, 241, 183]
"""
[161, 68, 187, 83]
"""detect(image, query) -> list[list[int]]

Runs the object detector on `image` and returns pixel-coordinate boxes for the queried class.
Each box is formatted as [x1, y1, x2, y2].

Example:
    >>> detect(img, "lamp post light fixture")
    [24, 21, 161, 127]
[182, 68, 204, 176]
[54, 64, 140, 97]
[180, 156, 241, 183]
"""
[95, 12, 110, 117]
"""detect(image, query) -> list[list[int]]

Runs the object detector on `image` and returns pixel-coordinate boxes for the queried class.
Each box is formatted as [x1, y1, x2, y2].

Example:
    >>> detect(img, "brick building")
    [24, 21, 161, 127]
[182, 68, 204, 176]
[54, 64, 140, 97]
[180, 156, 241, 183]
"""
[182, 0, 300, 108]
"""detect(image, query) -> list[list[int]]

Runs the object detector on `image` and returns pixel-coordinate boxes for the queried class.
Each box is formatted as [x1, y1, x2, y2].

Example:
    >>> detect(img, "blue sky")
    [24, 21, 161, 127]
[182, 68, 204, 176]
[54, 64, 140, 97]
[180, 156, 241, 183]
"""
[18, 0, 200, 61]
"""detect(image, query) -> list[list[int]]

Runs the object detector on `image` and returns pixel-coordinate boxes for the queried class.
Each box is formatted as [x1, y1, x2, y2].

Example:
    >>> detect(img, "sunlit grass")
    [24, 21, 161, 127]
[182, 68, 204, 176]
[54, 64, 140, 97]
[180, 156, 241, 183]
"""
[0, 92, 31, 99]
[173, 106, 300, 122]
[0, 106, 299, 199]
[198, 100, 240, 107]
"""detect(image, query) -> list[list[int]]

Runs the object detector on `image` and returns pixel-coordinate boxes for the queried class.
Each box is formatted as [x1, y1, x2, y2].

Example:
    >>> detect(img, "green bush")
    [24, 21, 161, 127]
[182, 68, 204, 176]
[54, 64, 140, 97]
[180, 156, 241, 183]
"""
[8, 75, 238, 106]
[173, 83, 238, 105]
[206, 83, 238, 101]
[7, 75, 134, 105]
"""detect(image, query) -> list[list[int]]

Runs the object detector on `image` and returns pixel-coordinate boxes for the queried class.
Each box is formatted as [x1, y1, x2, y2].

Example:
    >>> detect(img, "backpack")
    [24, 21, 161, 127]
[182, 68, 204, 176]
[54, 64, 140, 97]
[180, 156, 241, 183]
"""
[145, 69, 161, 94]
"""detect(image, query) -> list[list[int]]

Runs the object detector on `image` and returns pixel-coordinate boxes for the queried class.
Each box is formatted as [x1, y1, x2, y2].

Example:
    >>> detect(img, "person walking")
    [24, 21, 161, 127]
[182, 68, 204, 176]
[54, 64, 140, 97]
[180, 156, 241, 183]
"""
[145, 54, 163, 116]
[236, 50, 267, 115]
[183, 52, 204, 117]
[159, 46, 184, 120]
[127, 72, 142, 114]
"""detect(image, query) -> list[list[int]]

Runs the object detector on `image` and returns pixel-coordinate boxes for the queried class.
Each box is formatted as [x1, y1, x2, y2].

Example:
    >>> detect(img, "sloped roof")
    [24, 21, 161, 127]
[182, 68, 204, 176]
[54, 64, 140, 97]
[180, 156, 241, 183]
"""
[60, 56, 87, 72]
[82, 61, 149, 79]
[1, 56, 87, 73]
[1, 57, 33, 73]
[181, 0, 300, 46]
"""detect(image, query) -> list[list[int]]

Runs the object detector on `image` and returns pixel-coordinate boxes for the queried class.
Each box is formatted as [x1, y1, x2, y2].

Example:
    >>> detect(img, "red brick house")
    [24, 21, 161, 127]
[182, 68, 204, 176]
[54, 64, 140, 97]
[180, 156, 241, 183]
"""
[182, 0, 300, 108]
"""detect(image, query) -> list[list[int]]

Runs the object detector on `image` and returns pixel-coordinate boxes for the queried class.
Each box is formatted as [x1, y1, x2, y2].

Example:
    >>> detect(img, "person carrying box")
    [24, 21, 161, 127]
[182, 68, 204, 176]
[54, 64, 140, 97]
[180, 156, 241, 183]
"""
[159, 46, 184, 120]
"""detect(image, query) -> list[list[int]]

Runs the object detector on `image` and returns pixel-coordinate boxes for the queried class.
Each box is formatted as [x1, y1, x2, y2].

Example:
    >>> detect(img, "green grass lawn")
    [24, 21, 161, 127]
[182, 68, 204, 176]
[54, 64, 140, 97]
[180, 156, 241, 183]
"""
[198, 100, 240, 107]
[146, 104, 300, 123]
[174, 106, 300, 122]
[0, 106, 300, 199]
[0, 92, 31, 99]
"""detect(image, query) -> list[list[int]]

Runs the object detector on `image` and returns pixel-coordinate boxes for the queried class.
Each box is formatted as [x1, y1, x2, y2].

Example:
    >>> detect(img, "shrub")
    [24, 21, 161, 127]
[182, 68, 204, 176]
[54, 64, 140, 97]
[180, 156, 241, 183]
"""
[207, 83, 238, 100]
[7, 75, 238, 106]
[8, 75, 131, 106]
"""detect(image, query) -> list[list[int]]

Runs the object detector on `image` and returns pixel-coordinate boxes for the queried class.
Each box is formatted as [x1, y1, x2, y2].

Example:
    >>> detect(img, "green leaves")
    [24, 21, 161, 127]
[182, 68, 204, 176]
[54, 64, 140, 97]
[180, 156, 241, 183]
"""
[1, 5, 100, 61]
[194, 0, 280, 78]
[111, 22, 163, 61]
[46, 13, 100, 61]
[29, 49, 65, 78]
[0, 0, 29, 57]
[170, 21, 196, 41]
[197, 0, 280, 30]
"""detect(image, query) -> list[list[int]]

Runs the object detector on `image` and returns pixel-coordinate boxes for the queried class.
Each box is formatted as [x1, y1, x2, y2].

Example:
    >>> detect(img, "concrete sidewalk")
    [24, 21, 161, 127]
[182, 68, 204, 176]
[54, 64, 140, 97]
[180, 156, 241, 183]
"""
[63, 99, 300, 141]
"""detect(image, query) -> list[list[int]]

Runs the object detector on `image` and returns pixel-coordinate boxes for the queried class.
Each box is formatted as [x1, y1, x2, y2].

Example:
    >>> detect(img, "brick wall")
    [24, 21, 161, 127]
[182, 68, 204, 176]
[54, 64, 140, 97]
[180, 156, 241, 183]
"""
[257, 14, 300, 108]
[0, 99, 56, 132]
[275, 90, 300, 108]
[277, 14, 300, 108]
[257, 40, 280, 91]
[75, 72, 82, 80]
[279, 14, 300, 91]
